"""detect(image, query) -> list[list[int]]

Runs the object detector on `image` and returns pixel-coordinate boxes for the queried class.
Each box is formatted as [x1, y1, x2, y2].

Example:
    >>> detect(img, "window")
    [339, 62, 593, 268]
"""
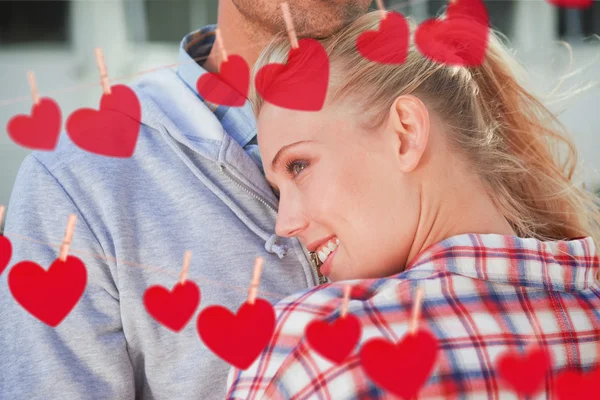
[385, 0, 516, 39]
[140, 0, 218, 43]
[557, 2, 600, 40]
[0, 1, 70, 45]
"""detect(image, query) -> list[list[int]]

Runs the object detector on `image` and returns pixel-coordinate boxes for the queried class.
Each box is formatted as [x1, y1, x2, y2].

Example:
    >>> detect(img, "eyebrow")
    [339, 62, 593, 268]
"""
[270, 140, 316, 171]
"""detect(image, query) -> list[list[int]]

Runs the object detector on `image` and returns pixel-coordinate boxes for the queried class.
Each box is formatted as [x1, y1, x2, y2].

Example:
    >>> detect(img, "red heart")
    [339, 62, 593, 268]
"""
[0, 235, 12, 275]
[356, 11, 409, 65]
[143, 280, 200, 332]
[7, 97, 62, 151]
[547, 0, 593, 8]
[360, 330, 439, 399]
[196, 55, 249, 107]
[415, 0, 489, 66]
[8, 256, 87, 327]
[66, 84, 141, 158]
[197, 298, 275, 370]
[496, 346, 551, 397]
[555, 367, 600, 400]
[255, 38, 329, 111]
[306, 314, 361, 364]
[445, 0, 489, 25]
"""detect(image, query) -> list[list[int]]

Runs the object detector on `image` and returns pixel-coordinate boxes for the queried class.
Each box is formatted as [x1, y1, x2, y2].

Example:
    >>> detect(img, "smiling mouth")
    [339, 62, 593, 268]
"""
[308, 237, 339, 280]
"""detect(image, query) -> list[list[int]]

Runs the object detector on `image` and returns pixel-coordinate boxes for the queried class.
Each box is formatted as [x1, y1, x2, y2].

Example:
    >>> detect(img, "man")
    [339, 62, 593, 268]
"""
[0, 0, 371, 399]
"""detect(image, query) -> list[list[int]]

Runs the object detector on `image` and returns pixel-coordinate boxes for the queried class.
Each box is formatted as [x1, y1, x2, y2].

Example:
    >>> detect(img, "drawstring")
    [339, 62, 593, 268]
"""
[145, 80, 293, 261]
[158, 124, 287, 259]
[265, 234, 288, 259]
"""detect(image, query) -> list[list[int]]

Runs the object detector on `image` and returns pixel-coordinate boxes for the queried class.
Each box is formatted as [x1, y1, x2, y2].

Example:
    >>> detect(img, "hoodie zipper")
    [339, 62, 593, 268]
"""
[219, 164, 278, 214]
[219, 164, 325, 285]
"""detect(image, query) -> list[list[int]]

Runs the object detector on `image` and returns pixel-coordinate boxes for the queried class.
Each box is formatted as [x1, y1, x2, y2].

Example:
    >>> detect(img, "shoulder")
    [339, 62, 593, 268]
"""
[231, 272, 487, 399]
[226, 278, 422, 398]
[29, 67, 221, 186]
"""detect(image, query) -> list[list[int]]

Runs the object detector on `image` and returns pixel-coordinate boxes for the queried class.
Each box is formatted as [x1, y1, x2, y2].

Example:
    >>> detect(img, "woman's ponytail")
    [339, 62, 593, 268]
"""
[466, 32, 600, 245]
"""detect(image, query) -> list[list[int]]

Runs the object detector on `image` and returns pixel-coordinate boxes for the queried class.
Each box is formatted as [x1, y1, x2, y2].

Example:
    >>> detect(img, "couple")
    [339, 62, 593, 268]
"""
[1, 1, 600, 399]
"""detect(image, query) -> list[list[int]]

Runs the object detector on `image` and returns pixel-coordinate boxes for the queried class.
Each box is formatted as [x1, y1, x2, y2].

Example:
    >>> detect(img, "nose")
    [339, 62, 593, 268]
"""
[275, 193, 308, 238]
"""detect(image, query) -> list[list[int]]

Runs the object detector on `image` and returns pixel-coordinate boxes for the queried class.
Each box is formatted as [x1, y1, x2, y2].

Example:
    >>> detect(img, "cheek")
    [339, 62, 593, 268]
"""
[310, 147, 397, 223]
[332, 150, 418, 276]
[311, 152, 393, 239]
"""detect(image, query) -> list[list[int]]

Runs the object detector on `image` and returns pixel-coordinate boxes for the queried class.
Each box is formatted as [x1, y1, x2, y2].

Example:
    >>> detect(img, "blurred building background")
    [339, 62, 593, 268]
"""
[0, 0, 599, 209]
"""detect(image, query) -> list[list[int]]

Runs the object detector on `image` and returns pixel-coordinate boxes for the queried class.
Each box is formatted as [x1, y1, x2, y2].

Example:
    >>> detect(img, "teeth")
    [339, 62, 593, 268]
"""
[315, 239, 339, 262]
[318, 251, 327, 262]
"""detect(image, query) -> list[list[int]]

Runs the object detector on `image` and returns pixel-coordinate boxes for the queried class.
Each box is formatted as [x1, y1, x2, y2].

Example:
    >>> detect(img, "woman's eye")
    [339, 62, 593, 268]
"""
[285, 160, 309, 177]
[292, 163, 306, 175]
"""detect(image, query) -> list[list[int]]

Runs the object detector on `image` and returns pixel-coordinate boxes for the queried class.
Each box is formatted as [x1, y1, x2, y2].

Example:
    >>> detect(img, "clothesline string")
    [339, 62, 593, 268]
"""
[1, 0, 590, 298]
[3, 230, 297, 301]
[0, 0, 429, 108]
[0, 0, 446, 303]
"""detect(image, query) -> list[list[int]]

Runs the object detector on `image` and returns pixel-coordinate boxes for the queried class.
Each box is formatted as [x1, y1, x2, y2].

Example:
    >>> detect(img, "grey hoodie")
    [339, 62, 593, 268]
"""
[0, 27, 321, 399]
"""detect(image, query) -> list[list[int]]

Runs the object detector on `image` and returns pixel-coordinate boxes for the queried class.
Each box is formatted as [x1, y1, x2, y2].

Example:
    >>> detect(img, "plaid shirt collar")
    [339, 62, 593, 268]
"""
[176, 25, 258, 150]
[402, 233, 599, 293]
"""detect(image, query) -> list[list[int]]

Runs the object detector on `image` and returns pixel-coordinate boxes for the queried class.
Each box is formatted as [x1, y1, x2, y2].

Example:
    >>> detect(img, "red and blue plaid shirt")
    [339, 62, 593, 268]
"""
[226, 233, 600, 399]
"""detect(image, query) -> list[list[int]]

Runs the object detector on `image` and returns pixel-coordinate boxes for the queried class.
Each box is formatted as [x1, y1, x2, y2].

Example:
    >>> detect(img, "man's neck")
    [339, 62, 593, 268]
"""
[203, 0, 271, 74]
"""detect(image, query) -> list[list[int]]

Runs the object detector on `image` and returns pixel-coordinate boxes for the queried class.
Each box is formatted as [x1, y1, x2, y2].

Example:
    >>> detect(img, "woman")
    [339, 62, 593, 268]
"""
[226, 10, 600, 399]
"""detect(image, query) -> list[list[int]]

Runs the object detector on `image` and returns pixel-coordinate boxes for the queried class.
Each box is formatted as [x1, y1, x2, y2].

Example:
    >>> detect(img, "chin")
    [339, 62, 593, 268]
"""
[294, 0, 370, 38]
[325, 267, 354, 283]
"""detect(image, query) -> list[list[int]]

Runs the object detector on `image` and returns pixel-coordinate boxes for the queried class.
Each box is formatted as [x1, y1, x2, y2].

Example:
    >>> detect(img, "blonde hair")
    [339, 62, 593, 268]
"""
[250, 11, 600, 247]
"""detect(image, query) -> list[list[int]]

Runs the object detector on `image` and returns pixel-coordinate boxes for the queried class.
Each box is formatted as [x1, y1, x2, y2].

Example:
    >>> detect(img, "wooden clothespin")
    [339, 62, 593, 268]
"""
[409, 286, 424, 335]
[0, 205, 5, 233]
[247, 257, 264, 305]
[58, 214, 77, 262]
[27, 71, 40, 106]
[214, 28, 229, 71]
[340, 285, 352, 318]
[375, 0, 387, 21]
[179, 250, 192, 285]
[280, 2, 299, 50]
[94, 48, 112, 95]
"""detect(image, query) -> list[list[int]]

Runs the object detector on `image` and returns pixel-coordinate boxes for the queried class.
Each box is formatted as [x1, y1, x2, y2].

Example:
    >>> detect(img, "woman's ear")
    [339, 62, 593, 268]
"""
[387, 94, 430, 172]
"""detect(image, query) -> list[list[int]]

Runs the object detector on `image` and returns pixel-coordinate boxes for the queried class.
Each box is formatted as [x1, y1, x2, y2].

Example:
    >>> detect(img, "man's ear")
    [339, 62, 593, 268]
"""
[387, 94, 429, 173]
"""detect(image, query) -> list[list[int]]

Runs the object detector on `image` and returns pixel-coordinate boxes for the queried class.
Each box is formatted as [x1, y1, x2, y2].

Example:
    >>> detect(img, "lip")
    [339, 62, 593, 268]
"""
[319, 246, 338, 277]
[306, 234, 337, 253]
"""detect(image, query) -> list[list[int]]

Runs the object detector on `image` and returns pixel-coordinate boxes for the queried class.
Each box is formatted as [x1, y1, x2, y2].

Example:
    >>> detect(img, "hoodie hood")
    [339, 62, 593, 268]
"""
[128, 25, 296, 260]
[134, 67, 289, 259]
